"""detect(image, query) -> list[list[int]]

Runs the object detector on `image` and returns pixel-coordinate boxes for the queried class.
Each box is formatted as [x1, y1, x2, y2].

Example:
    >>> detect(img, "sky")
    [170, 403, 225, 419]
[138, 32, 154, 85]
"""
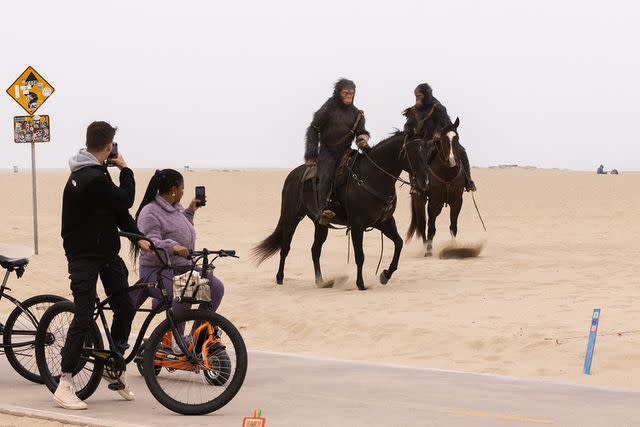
[1, 0, 639, 171]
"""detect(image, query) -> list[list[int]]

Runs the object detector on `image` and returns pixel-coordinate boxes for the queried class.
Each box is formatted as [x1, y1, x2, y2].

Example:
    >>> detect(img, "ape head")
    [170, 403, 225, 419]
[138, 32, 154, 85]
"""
[414, 83, 433, 110]
[333, 78, 356, 107]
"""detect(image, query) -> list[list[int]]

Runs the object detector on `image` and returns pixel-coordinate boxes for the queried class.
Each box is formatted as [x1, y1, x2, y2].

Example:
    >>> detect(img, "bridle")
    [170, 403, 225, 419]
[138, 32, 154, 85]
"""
[359, 137, 425, 190]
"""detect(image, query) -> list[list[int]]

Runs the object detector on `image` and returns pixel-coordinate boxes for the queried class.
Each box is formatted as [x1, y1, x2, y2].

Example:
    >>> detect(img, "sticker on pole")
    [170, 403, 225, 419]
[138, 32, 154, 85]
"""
[6, 66, 55, 115]
[14, 115, 50, 143]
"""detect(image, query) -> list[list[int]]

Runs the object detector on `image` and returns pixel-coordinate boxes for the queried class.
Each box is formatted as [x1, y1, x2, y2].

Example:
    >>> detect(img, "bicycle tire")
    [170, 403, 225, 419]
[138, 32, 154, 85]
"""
[135, 339, 161, 377]
[35, 300, 105, 400]
[142, 309, 247, 415]
[3, 294, 66, 383]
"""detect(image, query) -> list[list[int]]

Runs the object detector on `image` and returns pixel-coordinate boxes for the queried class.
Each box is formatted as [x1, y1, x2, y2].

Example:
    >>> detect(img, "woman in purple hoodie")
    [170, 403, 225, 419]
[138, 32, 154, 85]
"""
[130, 169, 224, 317]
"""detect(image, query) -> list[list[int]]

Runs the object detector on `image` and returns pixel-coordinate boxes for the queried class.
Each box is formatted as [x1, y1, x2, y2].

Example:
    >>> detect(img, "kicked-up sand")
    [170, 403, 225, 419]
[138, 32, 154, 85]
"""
[1, 166, 639, 390]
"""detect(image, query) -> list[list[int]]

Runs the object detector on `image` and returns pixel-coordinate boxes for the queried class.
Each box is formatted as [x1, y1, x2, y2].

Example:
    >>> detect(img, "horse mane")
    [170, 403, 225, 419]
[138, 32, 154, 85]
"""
[369, 130, 404, 153]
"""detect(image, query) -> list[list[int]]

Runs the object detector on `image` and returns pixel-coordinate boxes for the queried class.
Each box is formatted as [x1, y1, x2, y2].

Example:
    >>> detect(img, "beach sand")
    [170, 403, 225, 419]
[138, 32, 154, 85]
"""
[1, 167, 639, 391]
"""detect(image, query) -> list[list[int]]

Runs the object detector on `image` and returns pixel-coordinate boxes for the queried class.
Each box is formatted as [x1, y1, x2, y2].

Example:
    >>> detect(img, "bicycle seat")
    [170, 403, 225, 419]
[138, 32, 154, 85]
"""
[0, 255, 29, 270]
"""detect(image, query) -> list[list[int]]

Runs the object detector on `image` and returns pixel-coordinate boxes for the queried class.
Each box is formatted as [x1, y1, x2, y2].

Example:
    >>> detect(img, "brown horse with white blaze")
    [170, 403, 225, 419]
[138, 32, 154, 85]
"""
[407, 117, 466, 256]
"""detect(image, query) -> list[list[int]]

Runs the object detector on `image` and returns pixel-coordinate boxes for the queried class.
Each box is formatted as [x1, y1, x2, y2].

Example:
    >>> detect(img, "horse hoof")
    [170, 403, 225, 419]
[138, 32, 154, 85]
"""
[317, 280, 334, 289]
[379, 271, 389, 285]
[357, 284, 367, 291]
[276, 278, 283, 285]
[424, 252, 432, 257]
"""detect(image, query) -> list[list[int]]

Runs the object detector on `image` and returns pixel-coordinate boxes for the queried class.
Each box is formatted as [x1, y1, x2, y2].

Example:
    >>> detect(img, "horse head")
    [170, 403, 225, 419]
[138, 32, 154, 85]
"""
[433, 117, 461, 168]
[402, 136, 429, 192]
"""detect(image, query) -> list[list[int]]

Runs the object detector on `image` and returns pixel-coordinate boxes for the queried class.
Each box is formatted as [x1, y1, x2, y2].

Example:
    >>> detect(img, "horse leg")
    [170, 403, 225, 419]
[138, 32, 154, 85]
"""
[276, 212, 304, 285]
[350, 228, 367, 290]
[377, 217, 403, 285]
[426, 201, 444, 257]
[311, 222, 330, 287]
[449, 197, 462, 238]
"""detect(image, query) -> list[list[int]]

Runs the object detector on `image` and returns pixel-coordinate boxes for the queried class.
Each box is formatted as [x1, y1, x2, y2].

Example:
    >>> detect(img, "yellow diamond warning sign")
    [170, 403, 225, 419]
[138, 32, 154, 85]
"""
[6, 66, 55, 115]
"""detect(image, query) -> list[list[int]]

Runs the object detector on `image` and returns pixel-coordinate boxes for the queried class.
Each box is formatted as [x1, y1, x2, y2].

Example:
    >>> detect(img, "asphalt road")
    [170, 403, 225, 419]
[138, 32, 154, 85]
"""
[1, 351, 639, 426]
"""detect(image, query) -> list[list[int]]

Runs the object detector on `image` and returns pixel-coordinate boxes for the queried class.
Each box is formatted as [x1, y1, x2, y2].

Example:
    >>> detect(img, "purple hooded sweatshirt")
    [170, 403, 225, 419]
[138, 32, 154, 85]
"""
[131, 195, 224, 314]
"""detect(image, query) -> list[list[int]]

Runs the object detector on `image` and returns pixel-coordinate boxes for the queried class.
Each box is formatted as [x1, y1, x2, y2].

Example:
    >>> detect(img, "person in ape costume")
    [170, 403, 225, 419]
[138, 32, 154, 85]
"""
[304, 78, 370, 225]
[403, 83, 476, 192]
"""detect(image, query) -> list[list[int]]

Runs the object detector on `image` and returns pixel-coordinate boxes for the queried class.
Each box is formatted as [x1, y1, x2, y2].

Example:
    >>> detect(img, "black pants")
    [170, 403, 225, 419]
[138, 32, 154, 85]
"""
[61, 256, 135, 373]
[316, 148, 347, 213]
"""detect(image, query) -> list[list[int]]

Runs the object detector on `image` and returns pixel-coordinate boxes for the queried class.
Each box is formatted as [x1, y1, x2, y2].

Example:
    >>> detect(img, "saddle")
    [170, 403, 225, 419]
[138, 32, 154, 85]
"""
[302, 149, 358, 184]
[303, 150, 359, 214]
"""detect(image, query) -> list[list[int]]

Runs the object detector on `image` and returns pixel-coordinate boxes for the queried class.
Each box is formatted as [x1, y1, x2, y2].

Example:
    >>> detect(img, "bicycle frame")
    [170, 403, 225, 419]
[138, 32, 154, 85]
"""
[84, 238, 207, 367]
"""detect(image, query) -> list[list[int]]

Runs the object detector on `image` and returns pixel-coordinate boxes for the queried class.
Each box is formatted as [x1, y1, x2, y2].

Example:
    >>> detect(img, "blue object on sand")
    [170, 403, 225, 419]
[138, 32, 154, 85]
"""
[583, 308, 601, 375]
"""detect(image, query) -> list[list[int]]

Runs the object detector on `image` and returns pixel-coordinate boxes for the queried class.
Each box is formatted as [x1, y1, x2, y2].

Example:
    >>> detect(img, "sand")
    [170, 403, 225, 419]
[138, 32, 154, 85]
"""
[1, 167, 639, 390]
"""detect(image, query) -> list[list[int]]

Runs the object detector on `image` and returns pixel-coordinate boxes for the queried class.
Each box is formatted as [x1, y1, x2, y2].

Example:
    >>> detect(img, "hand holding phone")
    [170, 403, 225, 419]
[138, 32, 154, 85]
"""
[106, 143, 118, 167]
[195, 186, 206, 207]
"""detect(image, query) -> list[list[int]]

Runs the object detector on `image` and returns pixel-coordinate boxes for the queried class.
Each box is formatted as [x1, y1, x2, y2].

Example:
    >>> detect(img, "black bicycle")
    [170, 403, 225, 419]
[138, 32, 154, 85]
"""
[0, 254, 66, 383]
[35, 232, 247, 415]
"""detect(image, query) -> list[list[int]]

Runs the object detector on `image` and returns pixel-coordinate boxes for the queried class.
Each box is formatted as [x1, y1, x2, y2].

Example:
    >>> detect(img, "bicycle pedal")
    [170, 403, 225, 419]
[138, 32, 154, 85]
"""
[108, 381, 125, 391]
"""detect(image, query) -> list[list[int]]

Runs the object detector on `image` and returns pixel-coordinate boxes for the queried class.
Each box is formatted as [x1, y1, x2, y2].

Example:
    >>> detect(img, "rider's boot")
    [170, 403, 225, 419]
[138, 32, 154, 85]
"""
[460, 147, 476, 192]
[317, 185, 336, 226]
[319, 208, 336, 226]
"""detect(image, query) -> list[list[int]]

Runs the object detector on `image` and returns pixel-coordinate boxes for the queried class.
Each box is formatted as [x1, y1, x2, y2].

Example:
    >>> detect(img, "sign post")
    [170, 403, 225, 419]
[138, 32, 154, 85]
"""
[6, 66, 55, 255]
[583, 308, 601, 375]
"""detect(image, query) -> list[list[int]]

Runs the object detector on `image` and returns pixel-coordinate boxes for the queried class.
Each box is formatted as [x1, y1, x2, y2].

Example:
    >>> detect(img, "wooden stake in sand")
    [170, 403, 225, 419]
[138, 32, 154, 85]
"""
[583, 308, 601, 375]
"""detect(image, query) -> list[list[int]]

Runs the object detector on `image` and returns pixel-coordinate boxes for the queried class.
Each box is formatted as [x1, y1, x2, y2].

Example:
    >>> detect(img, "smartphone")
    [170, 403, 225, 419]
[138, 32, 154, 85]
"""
[195, 186, 206, 207]
[107, 142, 118, 166]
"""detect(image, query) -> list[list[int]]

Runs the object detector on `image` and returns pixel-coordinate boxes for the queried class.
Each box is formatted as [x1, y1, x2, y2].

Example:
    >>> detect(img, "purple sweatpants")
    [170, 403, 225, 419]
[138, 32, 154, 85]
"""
[131, 264, 224, 317]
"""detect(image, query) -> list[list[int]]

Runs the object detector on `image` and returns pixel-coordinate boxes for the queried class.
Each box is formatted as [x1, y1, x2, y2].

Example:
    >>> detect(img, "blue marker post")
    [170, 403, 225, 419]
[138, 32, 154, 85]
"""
[583, 308, 601, 375]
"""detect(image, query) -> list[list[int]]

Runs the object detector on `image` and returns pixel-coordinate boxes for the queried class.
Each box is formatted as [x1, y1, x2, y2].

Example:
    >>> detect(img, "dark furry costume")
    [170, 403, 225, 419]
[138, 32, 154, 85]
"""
[305, 79, 369, 217]
[403, 83, 475, 190]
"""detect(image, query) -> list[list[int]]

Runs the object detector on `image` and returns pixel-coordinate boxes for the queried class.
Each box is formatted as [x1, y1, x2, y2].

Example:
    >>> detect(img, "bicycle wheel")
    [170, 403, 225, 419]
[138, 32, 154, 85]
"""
[3, 294, 66, 383]
[142, 309, 248, 415]
[135, 339, 161, 377]
[35, 300, 105, 400]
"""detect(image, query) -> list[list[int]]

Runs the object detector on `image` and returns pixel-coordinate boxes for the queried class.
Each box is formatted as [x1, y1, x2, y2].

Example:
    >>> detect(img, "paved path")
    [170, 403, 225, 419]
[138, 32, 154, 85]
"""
[1, 351, 639, 426]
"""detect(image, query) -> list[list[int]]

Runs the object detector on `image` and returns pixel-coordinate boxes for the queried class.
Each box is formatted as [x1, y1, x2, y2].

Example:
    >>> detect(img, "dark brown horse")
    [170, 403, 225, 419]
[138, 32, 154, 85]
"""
[252, 132, 429, 290]
[407, 118, 466, 256]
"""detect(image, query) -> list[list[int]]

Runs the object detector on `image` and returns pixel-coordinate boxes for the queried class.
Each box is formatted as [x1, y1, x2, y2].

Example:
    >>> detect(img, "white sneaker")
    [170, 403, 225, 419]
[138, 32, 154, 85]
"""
[53, 378, 88, 410]
[103, 372, 135, 401]
[172, 336, 194, 355]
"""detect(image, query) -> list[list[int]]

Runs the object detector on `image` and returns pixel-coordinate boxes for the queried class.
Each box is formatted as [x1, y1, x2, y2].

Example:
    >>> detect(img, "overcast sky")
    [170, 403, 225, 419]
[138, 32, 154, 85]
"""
[1, 0, 638, 171]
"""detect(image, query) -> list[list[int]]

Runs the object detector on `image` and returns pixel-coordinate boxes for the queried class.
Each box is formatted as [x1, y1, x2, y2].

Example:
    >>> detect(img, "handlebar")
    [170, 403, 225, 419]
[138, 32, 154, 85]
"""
[189, 249, 238, 259]
[118, 232, 239, 268]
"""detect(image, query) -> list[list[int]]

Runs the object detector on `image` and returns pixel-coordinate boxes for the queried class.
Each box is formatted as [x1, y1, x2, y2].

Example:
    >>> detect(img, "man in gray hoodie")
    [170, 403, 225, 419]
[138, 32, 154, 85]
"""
[56, 121, 149, 410]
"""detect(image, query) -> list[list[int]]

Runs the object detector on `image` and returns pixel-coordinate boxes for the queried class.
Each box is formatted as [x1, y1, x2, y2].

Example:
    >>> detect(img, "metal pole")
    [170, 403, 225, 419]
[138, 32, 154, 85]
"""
[30, 142, 39, 255]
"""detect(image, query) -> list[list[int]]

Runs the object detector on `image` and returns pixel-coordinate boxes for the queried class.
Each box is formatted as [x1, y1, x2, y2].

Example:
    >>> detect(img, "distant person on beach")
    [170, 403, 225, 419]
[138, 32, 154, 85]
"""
[403, 83, 476, 192]
[597, 164, 606, 174]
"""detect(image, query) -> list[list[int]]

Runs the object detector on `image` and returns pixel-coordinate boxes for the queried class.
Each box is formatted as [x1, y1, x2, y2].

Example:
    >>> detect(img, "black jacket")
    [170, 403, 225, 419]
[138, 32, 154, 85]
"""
[61, 165, 140, 261]
[304, 97, 369, 160]
[403, 98, 451, 141]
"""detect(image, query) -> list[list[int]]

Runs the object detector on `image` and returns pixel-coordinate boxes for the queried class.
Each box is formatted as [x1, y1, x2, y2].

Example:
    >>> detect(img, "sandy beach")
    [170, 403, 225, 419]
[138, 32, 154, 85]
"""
[1, 166, 639, 392]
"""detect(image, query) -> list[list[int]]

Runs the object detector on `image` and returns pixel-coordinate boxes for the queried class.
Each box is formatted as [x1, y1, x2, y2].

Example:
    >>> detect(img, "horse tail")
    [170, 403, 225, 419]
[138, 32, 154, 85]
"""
[251, 166, 306, 265]
[406, 193, 427, 242]
[406, 196, 418, 242]
[251, 217, 284, 265]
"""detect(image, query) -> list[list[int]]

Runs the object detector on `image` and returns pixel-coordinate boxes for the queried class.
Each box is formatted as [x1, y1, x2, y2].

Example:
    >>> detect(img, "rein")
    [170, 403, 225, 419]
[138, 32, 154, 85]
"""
[360, 138, 423, 189]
